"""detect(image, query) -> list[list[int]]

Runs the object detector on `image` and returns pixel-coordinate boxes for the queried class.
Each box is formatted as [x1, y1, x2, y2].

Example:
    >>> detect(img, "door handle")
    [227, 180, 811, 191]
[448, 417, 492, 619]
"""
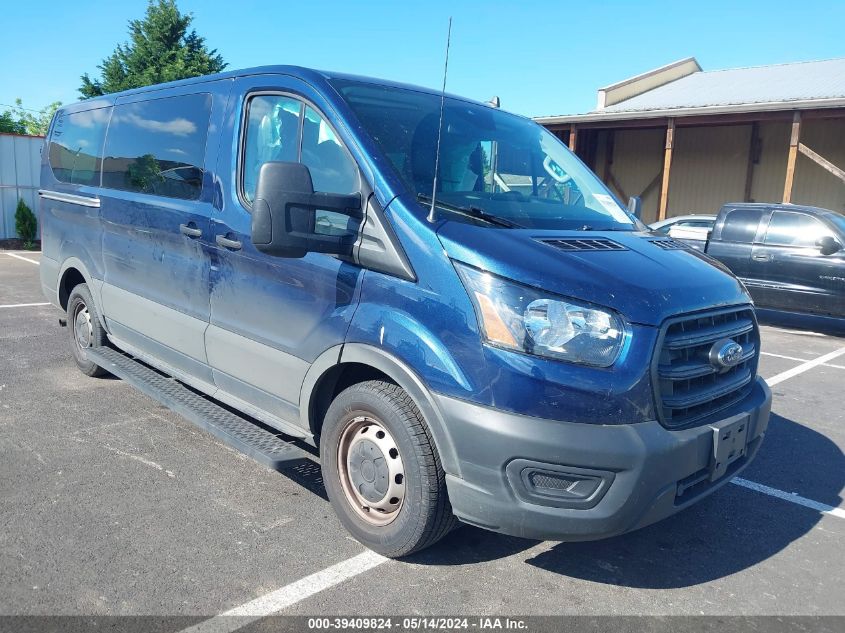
[216, 234, 242, 250]
[179, 223, 202, 238]
[752, 253, 770, 262]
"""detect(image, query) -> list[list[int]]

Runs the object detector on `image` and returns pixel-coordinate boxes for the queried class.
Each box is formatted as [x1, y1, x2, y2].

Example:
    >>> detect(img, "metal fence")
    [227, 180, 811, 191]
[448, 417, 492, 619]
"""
[0, 133, 44, 240]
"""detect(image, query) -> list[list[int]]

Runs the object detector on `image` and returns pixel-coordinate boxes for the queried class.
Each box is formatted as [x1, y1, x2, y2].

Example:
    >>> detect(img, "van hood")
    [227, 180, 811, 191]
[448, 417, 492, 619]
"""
[436, 222, 751, 327]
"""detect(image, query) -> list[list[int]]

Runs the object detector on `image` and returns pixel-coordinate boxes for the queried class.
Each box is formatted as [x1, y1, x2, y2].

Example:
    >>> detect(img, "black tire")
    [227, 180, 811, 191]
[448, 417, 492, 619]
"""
[320, 380, 457, 558]
[67, 283, 109, 377]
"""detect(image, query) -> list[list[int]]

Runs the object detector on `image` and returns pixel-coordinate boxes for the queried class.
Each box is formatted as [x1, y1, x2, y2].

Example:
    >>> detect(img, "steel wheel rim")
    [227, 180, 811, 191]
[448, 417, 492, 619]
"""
[337, 415, 406, 526]
[73, 302, 93, 351]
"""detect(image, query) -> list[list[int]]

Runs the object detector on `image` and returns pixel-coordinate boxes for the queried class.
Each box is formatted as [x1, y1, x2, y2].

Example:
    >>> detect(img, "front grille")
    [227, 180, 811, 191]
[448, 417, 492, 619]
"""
[654, 306, 759, 429]
[541, 238, 627, 252]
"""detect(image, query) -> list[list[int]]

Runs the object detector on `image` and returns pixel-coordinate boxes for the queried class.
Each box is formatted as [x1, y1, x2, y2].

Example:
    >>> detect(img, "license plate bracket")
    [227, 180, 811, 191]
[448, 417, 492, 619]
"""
[709, 415, 750, 481]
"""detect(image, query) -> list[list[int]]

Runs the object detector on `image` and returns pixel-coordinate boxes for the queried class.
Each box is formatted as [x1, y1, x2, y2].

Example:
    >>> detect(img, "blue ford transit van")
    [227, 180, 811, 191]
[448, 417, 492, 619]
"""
[39, 66, 771, 557]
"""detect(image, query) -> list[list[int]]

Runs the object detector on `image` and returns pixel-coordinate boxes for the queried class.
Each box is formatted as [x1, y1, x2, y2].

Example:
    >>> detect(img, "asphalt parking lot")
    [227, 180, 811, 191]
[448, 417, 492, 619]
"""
[1, 250, 844, 621]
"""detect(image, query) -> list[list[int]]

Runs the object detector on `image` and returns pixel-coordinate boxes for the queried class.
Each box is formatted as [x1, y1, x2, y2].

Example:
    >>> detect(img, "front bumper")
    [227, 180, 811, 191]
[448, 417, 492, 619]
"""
[437, 377, 771, 541]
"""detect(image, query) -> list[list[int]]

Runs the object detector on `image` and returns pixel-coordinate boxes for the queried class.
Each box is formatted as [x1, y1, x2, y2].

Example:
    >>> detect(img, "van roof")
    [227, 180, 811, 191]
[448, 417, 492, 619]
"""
[67, 65, 494, 111]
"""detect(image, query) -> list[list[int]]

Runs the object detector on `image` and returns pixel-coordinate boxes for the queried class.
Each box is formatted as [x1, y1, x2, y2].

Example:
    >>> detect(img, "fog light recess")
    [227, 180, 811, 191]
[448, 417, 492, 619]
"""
[505, 459, 614, 509]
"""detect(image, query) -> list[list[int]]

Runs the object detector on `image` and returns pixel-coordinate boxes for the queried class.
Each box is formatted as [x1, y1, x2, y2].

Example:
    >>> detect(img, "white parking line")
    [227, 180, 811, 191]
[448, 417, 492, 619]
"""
[180, 550, 387, 633]
[4, 252, 40, 265]
[0, 302, 50, 309]
[761, 351, 845, 371]
[763, 326, 827, 337]
[765, 346, 845, 386]
[732, 478, 845, 520]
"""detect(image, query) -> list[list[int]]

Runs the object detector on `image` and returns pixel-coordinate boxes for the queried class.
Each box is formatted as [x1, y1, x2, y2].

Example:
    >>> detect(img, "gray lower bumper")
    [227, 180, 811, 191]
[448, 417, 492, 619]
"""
[436, 377, 772, 541]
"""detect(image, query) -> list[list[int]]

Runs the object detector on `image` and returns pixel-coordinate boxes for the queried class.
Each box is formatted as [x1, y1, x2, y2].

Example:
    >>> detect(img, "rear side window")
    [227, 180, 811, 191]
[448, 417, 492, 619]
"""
[720, 208, 763, 243]
[48, 108, 110, 186]
[102, 93, 211, 200]
[764, 211, 833, 248]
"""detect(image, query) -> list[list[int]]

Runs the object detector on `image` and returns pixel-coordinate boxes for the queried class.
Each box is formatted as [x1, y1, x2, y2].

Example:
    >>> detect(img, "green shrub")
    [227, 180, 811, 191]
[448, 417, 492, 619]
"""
[14, 198, 38, 249]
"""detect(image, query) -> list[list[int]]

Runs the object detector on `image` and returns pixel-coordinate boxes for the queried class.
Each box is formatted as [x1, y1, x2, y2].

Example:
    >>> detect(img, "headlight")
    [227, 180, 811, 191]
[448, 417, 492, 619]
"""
[454, 262, 626, 367]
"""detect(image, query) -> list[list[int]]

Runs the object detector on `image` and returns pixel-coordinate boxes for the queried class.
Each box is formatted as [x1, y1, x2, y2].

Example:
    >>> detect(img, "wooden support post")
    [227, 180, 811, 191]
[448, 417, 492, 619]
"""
[639, 171, 663, 199]
[602, 130, 614, 180]
[798, 142, 845, 185]
[657, 119, 675, 221]
[602, 131, 628, 198]
[569, 125, 578, 152]
[607, 172, 628, 201]
[744, 122, 759, 202]
[783, 112, 801, 203]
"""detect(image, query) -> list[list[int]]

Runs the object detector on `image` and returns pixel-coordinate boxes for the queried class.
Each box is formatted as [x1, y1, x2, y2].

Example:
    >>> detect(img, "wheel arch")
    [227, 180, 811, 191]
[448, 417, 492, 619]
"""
[57, 257, 96, 311]
[299, 343, 461, 477]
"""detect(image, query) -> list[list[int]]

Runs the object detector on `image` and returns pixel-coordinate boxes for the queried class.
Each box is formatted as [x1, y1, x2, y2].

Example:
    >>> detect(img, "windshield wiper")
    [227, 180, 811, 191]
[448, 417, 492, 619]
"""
[417, 194, 521, 228]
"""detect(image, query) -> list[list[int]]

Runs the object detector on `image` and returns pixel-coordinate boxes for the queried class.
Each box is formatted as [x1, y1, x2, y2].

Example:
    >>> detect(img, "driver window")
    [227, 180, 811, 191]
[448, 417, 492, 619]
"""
[301, 105, 360, 237]
[242, 95, 302, 203]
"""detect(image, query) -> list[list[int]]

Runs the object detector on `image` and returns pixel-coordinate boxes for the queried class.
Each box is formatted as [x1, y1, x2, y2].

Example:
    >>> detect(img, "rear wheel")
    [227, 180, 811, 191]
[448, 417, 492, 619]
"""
[67, 283, 109, 377]
[320, 380, 456, 558]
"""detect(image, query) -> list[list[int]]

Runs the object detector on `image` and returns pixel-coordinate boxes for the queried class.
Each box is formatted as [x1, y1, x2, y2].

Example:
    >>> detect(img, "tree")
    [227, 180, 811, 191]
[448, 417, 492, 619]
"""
[0, 110, 26, 135]
[0, 100, 61, 136]
[79, 0, 226, 98]
[14, 99, 61, 136]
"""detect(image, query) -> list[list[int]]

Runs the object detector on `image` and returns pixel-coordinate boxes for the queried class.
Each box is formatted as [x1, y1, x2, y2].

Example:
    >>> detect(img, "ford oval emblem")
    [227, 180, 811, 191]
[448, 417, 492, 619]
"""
[709, 338, 744, 371]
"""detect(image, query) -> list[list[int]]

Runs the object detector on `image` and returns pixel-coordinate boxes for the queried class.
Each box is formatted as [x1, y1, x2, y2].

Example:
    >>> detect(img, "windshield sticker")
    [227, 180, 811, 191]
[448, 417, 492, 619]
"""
[594, 194, 633, 224]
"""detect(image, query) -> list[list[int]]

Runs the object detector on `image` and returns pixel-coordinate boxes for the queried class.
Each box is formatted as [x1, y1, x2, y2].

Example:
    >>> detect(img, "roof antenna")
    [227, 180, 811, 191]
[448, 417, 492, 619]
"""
[427, 17, 453, 224]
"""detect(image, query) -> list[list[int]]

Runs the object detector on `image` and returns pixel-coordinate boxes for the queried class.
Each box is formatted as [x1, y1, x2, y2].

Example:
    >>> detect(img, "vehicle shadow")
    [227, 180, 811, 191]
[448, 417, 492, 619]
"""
[409, 413, 844, 587]
[404, 526, 541, 565]
[274, 456, 329, 502]
[757, 308, 845, 338]
[742, 412, 845, 506]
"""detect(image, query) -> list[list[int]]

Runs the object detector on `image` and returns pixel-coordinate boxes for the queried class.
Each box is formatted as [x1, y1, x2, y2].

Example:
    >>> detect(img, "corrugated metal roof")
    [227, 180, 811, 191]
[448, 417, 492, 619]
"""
[602, 58, 845, 113]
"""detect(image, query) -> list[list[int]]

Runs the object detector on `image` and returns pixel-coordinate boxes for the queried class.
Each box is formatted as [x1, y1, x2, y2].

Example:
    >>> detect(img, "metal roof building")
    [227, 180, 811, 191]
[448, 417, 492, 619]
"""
[536, 57, 845, 223]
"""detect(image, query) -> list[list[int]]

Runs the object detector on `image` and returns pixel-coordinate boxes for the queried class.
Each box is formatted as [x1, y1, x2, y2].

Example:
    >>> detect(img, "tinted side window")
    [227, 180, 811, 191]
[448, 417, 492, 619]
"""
[49, 108, 110, 186]
[764, 211, 833, 248]
[301, 106, 361, 237]
[240, 97, 360, 214]
[721, 208, 762, 243]
[242, 95, 303, 203]
[102, 93, 211, 200]
[302, 106, 358, 194]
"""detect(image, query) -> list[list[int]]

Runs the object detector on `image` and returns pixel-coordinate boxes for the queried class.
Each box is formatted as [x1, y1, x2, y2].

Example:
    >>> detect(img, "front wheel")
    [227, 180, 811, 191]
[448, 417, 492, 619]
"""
[320, 380, 457, 558]
[67, 283, 109, 377]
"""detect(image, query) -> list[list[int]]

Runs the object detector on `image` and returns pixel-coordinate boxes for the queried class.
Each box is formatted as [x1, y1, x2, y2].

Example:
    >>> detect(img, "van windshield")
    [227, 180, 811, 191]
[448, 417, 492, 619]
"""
[331, 79, 636, 230]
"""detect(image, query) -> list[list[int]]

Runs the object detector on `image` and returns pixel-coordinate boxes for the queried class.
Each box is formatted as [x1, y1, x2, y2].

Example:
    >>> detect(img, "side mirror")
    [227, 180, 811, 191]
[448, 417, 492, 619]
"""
[627, 196, 642, 220]
[816, 235, 842, 256]
[251, 162, 362, 258]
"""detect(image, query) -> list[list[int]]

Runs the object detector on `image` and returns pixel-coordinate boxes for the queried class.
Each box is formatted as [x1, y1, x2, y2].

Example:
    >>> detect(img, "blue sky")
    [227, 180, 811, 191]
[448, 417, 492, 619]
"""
[1, 0, 843, 118]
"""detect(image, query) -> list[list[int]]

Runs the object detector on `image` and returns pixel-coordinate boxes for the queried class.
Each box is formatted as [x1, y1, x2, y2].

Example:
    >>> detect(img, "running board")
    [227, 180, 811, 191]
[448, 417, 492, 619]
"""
[86, 346, 314, 471]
